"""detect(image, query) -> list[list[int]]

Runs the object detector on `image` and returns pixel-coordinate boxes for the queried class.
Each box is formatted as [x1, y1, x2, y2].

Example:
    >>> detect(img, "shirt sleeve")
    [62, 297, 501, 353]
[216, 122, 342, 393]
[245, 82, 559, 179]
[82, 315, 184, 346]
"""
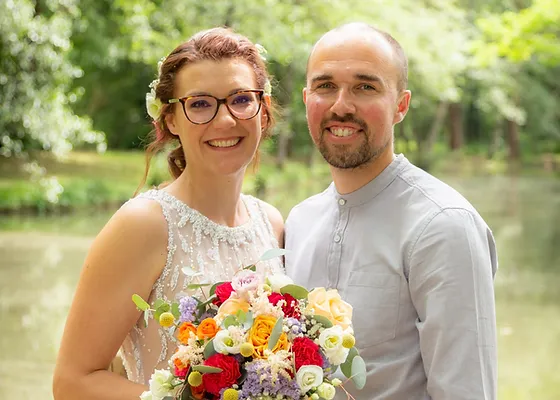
[408, 208, 498, 400]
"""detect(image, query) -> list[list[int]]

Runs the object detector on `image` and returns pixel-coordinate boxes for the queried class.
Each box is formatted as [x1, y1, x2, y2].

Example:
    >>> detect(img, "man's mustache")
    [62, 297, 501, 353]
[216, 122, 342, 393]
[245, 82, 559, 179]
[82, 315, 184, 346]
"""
[320, 114, 367, 132]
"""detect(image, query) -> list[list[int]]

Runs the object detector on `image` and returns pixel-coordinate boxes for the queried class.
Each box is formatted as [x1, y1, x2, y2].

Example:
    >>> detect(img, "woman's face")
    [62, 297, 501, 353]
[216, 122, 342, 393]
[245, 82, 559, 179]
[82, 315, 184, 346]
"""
[166, 58, 268, 177]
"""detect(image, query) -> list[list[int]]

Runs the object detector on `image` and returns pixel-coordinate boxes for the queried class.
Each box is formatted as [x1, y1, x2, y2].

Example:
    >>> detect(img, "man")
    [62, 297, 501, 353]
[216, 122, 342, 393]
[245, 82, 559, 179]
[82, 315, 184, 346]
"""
[285, 22, 498, 399]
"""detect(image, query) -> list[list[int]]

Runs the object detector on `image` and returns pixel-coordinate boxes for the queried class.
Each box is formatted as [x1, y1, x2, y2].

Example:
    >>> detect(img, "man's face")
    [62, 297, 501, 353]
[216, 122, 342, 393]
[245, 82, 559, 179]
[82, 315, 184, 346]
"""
[304, 33, 410, 169]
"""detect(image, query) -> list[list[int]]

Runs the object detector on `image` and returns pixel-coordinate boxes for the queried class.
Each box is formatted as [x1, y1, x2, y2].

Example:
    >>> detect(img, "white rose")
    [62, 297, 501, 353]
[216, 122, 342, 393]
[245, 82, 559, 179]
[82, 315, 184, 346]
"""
[317, 382, 336, 400]
[319, 326, 350, 365]
[146, 90, 163, 120]
[213, 329, 240, 354]
[266, 273, 294, 292]
[148, 369, 174, 399]
[296, 365, 323, 393]
[139, 391, 153, 400]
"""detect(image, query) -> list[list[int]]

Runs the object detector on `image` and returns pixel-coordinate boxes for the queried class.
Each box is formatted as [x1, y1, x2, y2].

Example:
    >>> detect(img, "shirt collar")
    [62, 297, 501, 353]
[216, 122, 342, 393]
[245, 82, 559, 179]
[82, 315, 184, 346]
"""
[328, 154, 408, 208]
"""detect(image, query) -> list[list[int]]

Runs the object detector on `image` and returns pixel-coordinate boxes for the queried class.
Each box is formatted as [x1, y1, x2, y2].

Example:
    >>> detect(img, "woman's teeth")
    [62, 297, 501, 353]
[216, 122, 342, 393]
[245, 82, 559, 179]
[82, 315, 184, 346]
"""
[208, 138, 241, 148]
[330, 128, 355, 137]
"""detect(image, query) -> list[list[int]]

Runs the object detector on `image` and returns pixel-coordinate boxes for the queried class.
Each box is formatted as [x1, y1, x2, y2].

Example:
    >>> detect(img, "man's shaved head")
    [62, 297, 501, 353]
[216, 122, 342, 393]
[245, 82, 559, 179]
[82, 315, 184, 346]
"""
[307, 22, 408, 91]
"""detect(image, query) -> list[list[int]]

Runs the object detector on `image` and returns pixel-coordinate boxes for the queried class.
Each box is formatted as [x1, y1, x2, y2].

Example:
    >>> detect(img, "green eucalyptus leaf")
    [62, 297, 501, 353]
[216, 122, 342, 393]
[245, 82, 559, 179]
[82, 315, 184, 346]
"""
[132, 294, 150, 311]
[341, 347, 359, 378]
[280, 284, 309, 300]
[186, 283, 211, 291]
[223, 315, 239, 328]
[267, 317, 284, 350]
[243, 311, 254, 330]
[191, 365, 223, 374]
[243, 264, 256, 272]
[153, 299, 165, 309]
[312, 314, 333, 328]
[171, 302, 181, 319]
[236, 309, 247, 324]
[259, 248, 289, 261]
[203, 339, 216, 359]
[143, 310, 150, 328]
[154, 303, 170, 320]
[351, 355, 367, 390]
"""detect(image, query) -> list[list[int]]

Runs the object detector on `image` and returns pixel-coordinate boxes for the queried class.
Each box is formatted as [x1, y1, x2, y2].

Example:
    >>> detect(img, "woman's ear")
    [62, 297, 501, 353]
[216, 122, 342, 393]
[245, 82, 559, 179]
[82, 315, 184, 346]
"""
[261, 95, 272, 129]
[165, 111, 179, 136]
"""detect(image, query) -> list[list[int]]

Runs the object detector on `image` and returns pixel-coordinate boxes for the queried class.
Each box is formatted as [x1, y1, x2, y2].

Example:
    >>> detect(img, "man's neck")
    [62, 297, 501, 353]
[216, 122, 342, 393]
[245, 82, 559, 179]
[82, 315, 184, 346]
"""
[331, 147, 395, 195]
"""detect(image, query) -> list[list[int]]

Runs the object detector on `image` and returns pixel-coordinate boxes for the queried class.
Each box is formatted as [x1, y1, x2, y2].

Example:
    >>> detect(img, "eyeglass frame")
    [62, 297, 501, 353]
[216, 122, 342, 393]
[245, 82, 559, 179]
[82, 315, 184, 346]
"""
[166, 89, 265, 125]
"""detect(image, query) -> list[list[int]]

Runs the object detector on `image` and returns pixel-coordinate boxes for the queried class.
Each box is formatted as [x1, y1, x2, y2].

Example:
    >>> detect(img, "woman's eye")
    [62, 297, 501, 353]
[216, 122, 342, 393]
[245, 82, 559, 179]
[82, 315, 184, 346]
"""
[190, 100, 211, 108]
[232, 95, 251, 104]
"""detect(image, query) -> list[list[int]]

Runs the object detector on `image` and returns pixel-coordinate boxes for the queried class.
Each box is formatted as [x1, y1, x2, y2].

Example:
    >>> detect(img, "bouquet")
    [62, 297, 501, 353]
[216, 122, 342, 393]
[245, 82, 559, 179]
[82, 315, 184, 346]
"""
[133, 249, 366, 400]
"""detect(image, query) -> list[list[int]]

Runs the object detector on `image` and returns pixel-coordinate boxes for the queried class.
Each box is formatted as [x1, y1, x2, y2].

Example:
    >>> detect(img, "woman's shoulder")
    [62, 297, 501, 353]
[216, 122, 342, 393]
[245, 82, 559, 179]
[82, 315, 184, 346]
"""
[245, 195, 284, 246]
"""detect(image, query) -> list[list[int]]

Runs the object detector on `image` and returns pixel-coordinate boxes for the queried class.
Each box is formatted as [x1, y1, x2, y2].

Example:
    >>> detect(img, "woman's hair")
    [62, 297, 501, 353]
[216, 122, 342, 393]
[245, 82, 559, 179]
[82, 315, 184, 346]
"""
[136, 27, 276, 194]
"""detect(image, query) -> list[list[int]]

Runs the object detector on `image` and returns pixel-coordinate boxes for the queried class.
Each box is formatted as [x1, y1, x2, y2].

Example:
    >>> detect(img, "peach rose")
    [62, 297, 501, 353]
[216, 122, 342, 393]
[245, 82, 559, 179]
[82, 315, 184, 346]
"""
[249, 315, 289, 358]
[216, 298, 250, 320]
[307, 288, 353, 329]
[197, 318, 219, 340]
[177, 322, 197, 344]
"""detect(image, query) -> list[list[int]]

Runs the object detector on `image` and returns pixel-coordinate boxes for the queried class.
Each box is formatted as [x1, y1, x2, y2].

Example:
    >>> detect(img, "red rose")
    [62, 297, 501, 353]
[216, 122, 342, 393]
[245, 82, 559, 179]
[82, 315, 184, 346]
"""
[201, 353, 241, 395]
[214, 282, 234, 306]
[292, 337, 323, 371]
[268, 292, 301, 319]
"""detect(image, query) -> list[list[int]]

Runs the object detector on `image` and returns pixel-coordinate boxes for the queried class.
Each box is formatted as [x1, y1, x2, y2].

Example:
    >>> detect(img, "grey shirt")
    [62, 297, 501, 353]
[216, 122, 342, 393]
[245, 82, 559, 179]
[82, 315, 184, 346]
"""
[285, 154, 498, 400]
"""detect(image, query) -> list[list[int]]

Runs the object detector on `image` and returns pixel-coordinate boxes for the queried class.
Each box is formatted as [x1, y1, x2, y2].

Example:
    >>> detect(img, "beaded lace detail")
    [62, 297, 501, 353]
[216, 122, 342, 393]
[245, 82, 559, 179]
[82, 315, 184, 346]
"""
[119, 189, 283, 384]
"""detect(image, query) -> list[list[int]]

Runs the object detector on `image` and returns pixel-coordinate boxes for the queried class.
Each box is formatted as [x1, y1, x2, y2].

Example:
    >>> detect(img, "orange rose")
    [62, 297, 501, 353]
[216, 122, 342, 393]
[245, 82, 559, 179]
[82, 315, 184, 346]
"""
[191, 384, 205, 399]
[249, 315, 290, 358]
[178, 322, 197, 344]
[197, 318, 219, 340]
[216, 298, 250, 320]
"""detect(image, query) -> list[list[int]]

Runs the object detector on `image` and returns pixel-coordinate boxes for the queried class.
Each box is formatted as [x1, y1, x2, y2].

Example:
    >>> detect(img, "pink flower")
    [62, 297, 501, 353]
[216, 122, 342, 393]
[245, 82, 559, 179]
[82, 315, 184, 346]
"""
[231, 270, 262, 299]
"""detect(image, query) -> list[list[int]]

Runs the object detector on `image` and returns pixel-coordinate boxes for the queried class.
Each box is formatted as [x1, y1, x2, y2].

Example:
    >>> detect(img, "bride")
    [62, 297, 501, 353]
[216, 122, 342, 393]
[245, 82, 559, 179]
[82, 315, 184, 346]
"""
[53, 28, 284, 399]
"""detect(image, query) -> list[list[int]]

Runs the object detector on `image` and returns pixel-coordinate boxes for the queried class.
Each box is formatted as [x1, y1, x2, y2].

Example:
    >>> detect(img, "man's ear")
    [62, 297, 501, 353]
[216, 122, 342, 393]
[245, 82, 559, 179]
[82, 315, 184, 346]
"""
[393, 90, 411, 125]
[302, 87, 307, 105]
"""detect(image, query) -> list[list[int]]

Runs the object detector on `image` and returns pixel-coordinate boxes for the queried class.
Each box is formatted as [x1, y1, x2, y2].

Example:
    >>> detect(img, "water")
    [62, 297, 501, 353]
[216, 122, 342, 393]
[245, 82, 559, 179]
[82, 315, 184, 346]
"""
[1, 174, 559, 399]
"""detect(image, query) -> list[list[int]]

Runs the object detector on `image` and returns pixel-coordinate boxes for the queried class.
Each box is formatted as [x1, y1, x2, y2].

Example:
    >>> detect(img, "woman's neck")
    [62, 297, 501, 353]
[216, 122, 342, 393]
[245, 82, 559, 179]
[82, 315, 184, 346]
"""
[167, 167, 248, 227]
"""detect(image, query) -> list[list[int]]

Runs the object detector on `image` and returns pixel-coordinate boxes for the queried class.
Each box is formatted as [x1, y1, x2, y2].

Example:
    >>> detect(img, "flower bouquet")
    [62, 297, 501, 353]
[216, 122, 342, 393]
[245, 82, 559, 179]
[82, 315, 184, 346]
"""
[133, 249, 366, 400]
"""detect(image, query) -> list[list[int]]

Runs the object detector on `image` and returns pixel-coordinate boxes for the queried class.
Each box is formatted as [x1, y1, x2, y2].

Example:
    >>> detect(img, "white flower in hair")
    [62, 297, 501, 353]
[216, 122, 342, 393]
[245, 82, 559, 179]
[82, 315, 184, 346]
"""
[264, 80, 272, 96]
[146, 89, 163, 120]
[255, 43, 268, 61]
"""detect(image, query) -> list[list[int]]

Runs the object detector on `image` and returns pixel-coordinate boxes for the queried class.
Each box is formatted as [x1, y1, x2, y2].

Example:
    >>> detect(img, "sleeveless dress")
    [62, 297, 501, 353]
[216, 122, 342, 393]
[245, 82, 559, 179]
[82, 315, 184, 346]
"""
[119, 189, 284, 384]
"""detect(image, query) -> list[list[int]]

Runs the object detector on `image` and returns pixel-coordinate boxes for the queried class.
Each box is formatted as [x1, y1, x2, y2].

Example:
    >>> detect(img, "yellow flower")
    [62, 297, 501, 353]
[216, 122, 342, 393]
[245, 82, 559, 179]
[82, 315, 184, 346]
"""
[158, 312, 175, 328]
[307, 288, 353, 329]
[248, 315, 289, 358]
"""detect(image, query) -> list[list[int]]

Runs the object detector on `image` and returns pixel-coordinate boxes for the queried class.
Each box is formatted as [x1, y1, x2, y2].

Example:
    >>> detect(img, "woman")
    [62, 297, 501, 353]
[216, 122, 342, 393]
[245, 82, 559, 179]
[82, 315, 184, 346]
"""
[53, 28, 284, 399]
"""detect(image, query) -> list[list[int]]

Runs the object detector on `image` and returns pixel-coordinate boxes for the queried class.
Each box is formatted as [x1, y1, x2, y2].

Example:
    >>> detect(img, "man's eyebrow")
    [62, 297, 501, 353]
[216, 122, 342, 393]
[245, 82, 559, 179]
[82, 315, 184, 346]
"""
[355, 74, 384, 85]
[309, 74, 333, 86]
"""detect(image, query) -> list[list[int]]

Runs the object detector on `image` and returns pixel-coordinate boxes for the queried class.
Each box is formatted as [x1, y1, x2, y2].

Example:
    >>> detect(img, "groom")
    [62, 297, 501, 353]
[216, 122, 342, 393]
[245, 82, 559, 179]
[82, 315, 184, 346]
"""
[285, 23, 498, 399]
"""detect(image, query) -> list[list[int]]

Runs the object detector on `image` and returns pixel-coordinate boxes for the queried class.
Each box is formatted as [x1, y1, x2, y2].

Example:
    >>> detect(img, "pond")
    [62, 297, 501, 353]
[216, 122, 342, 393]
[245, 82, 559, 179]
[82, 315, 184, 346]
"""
[1, 174, 559, 399]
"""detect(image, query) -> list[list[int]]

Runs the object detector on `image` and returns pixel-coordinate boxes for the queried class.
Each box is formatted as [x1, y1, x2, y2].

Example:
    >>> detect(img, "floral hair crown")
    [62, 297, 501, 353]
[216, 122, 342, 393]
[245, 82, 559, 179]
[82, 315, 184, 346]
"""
[146, 44, 272, 121]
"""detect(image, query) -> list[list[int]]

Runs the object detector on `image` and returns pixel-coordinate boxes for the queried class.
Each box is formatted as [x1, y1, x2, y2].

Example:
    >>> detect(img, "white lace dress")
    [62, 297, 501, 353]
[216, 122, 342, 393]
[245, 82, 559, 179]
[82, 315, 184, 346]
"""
[119, 189, 284, 384]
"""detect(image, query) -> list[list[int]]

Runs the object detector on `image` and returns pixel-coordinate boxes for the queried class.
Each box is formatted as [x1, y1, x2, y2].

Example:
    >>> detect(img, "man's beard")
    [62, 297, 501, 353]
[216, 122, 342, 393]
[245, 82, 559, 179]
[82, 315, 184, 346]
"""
[313, 114, 387, 169]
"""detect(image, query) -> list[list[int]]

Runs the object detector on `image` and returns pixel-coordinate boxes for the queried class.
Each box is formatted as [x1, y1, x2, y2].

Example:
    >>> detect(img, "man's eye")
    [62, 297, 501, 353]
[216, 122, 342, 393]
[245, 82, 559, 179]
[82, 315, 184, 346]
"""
[358, 84, 376, 91]
[316, 83, 335, 90]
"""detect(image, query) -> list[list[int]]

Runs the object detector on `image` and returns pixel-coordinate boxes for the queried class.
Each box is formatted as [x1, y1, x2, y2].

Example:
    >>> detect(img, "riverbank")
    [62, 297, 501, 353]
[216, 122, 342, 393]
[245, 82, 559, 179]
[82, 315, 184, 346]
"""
[1, 150, 558, 215]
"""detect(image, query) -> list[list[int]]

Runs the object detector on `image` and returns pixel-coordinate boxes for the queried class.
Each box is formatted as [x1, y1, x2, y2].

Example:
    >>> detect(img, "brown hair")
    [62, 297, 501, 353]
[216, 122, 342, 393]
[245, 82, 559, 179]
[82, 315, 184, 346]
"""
[136, 27, 276, 194]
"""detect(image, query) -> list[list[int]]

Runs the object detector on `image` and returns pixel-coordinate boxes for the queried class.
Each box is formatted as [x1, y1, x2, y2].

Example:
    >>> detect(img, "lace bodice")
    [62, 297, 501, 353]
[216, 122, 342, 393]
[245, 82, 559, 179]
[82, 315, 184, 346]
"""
[119, 190, 284, 384]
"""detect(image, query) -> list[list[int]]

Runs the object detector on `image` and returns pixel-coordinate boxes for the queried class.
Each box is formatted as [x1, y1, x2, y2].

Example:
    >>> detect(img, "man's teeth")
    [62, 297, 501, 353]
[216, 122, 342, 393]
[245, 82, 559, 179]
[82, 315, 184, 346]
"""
[208, 138, 240, 148]
[330, 128, 356, 137]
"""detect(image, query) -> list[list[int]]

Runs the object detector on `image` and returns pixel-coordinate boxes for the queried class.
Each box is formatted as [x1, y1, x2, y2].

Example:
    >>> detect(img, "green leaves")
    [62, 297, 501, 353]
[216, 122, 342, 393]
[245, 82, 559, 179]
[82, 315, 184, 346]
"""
[259, 248, 289, 261]
[191, 365, 222, 374]
[280, 284, 308, 300]
[267, 317, 284, 350]
[203, 340, 216, 359]
[341, 347, 359, 378]
[312, 314, 333, 328]
[132, 294, 149, 311]
[351, 355, 367, 390]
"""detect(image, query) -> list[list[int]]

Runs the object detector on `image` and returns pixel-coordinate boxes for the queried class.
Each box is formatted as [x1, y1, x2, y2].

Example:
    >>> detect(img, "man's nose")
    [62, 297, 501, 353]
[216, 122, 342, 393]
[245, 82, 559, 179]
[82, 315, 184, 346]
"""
[330, 89, 356, 116]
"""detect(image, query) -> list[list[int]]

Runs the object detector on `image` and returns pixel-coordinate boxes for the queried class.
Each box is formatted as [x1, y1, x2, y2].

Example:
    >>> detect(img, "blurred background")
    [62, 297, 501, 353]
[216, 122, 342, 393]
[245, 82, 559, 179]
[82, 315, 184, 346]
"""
[0, 0, 559, 399]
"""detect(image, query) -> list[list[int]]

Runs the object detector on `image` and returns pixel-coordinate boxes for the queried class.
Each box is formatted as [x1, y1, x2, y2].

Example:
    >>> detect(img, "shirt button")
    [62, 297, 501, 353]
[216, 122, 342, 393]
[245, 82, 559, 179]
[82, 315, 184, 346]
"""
[338, 198, 346, 206]
[334, 234, 341, 243]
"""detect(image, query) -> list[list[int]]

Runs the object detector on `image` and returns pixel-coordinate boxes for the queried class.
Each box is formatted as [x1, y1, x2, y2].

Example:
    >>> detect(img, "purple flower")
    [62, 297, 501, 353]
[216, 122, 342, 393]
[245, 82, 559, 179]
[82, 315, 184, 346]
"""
[178, 296, 197, 322]
[239, 361, 301, 399]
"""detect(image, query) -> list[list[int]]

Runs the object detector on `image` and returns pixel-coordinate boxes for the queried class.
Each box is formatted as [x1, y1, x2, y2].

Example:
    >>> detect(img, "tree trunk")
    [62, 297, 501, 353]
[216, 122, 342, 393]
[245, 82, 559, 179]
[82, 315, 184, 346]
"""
[505, 119, 521, 161]
[276, 63, 294, 169]
[448, 103, 464, 150]
[417, 101, 448, 170]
